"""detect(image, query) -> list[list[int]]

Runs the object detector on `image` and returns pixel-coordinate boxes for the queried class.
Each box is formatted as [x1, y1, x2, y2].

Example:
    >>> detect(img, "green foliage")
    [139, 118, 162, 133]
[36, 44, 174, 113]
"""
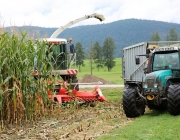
[101, 87, 124, 101]
[102, 37, 116, 71]
[166, 28, 178, 41]
[73, 58, 123, 84]
[92, 41, 104, 71]
[75, 42, 85, 72]
[150, 32, 161, 41]
[87, 42, 94, 75]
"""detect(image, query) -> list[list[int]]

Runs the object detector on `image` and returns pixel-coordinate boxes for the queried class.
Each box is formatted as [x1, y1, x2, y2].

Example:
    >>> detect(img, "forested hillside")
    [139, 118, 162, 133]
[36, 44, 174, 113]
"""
[5, 19, 180, 57]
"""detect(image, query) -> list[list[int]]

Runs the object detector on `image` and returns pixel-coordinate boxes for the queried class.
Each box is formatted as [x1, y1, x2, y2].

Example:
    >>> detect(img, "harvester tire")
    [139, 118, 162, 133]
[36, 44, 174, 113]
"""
[123, 87, 145, 118]
[71, 76, 79, 91]
[167, 84, 180, 115]
[89, 101, 97, 107]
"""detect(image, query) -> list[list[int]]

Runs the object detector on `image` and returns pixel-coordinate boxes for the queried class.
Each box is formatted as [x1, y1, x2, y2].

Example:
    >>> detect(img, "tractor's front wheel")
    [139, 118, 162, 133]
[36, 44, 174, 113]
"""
[167, 84, 180, 115]
[123, 87, 145, 118]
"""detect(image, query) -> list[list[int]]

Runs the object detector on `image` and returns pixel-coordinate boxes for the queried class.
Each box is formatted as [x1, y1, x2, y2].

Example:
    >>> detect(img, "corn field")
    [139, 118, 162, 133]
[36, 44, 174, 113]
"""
[0, 31, 54, 125]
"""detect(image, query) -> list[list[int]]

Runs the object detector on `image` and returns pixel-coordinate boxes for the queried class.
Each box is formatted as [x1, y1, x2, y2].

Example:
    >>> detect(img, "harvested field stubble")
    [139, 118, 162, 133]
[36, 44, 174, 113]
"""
[0, 101, 134, 140]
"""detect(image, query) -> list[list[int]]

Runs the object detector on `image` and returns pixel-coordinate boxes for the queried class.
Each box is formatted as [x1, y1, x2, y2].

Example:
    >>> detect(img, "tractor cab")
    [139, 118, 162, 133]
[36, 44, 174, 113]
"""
[150, 45, 180, 72]
[143, 44, 180, 96]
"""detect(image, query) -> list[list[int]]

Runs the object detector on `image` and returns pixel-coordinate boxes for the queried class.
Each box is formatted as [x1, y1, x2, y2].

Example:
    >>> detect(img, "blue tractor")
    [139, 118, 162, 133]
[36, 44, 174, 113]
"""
[122, 42, 180, 117]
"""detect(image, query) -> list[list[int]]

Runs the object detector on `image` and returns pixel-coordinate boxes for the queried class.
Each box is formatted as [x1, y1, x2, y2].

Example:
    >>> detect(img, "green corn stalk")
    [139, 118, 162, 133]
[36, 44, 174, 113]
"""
[0, 31, 54, 123]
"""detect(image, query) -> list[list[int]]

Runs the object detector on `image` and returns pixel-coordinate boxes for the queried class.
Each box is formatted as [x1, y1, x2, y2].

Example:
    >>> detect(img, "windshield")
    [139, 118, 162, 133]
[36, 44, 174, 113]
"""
[153, 52, 180, 71]
[50, 44, 66, 70]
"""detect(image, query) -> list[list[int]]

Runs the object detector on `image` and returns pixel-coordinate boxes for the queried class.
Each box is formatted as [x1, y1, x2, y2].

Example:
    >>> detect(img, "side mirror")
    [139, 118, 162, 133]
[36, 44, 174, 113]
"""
[135, 56, 140, 65]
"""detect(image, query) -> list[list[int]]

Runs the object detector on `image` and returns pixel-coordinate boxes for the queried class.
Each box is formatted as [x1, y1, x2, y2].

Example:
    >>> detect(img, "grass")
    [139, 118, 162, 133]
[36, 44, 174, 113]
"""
[100, 87, 124, 101]
[72, 58, 123, 84]
[96, 110, 180, 140]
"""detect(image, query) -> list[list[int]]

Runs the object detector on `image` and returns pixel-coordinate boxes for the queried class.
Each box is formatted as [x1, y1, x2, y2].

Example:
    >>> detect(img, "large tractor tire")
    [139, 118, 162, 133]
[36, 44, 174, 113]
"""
[167, 84, 180, 115]
[123, 87, 145, 118]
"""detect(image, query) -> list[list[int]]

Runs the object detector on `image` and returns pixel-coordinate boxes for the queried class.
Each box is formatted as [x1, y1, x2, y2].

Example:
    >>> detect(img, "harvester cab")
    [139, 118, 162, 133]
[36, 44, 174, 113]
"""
[35, 37, 79, 91]
[35, 13, 105, 91]
[38, 37, 76, 70]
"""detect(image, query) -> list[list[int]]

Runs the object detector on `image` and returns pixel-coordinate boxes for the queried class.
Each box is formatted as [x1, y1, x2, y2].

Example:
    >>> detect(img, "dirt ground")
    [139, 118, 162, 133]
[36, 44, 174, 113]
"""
[0, 101, 134, 140]
[78, 74, 114, 84]
[0, 75, 130, 140]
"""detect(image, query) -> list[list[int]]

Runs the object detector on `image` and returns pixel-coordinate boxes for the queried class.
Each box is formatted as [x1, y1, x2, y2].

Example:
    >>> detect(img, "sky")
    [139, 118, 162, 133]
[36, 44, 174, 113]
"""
[1, 0, 180, 28]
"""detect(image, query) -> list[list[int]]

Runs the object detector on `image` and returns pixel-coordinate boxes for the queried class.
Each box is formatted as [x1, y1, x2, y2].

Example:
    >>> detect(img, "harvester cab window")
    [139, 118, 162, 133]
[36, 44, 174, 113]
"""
[153, 52, 179, 71]
[51, 44, 66, 70]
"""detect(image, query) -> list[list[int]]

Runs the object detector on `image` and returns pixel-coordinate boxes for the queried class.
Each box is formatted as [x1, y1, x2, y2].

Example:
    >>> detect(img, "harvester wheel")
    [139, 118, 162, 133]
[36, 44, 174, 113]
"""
[167, 84, 180, 115]
[123, 87, 145, 118]
[71, 76, 79, 91]
[89, 101, 97, 107]
[78, 101, 97, 107]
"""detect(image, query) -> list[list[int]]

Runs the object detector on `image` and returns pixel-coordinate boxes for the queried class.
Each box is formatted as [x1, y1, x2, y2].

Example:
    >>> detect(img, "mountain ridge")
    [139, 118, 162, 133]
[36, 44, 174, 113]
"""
[4, 18, 180, 57]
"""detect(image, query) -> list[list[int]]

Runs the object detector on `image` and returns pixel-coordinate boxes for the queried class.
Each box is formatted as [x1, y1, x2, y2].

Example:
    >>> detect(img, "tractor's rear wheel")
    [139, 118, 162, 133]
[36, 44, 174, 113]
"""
[167, 84, 180, 115]
[123, 87, 145, 118]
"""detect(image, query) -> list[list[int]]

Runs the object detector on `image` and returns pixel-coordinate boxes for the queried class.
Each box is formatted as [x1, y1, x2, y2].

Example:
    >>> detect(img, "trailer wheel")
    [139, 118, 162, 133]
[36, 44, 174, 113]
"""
[167, 84, 180, 115]
[123, 87, 145, 118]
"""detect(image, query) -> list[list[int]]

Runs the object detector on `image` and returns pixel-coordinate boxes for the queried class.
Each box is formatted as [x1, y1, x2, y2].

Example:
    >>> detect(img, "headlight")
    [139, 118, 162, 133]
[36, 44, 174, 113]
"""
[143, 84, 147, 88]
[154, 83, 158, 88]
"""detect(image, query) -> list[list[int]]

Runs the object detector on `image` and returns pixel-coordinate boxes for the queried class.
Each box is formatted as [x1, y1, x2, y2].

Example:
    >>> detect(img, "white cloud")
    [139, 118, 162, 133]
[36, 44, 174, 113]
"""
[1, 0, 180, 28]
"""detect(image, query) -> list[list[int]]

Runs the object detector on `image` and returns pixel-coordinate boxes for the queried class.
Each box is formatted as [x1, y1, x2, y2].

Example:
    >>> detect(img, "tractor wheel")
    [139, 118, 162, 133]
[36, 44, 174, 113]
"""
[71, 76, 79, 91]
[167, 84, 180, 115]
[123, 87, 145, 118]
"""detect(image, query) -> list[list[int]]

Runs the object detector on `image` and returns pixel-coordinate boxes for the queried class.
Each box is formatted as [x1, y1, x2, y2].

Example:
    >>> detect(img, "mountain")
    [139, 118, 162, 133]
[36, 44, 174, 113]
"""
[5, 19, 180, 57]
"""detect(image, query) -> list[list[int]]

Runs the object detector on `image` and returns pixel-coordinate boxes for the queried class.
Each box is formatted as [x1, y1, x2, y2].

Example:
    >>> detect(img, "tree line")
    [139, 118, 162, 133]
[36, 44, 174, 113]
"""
[150, 28, 180, 41]
[73, 28, 180, 73]
[74, 37, 116, 72]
